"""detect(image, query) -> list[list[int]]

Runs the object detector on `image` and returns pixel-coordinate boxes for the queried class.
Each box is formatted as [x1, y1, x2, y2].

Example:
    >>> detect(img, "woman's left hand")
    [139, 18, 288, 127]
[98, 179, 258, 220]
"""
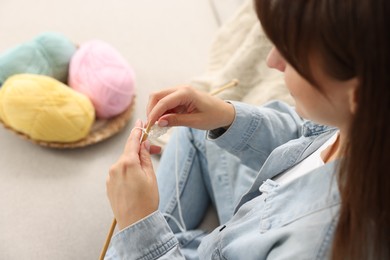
[106, 119, 161, 230]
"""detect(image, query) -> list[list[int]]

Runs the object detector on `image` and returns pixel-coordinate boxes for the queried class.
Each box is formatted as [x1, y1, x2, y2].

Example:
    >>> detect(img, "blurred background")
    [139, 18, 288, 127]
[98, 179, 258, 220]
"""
[0, 0, 244, 259]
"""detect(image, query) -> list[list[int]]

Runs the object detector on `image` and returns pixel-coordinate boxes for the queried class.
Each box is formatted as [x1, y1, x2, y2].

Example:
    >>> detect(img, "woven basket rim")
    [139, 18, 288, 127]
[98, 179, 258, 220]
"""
[0, 97, 136, 149]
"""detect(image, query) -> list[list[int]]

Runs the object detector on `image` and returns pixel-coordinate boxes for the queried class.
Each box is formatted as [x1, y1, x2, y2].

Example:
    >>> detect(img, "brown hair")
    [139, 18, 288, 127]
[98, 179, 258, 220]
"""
[254, 0, 390, 259]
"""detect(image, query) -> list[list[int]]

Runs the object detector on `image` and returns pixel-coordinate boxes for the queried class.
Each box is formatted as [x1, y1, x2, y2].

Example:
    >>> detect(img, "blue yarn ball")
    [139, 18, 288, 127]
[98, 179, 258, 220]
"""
[0, 32, 76, 87]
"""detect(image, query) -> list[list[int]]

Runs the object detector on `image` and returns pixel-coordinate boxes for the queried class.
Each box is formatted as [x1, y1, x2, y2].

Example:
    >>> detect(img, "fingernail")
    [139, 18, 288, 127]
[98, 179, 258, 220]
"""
[135, 119, 142, 127]
[158, 120, 168, 127]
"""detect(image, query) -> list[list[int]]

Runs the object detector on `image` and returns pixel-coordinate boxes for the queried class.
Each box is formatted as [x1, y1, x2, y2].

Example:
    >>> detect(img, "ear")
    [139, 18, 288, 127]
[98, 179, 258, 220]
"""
[347, 78, 359, 114]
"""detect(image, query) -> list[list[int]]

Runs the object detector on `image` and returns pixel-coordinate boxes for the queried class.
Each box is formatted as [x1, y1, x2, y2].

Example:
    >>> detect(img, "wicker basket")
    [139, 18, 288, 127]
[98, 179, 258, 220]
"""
[0, 97, 135, 149]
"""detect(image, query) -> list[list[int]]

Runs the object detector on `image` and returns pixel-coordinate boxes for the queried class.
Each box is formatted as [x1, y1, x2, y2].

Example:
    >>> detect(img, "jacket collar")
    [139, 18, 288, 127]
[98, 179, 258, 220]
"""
[235, 125, 338, 212]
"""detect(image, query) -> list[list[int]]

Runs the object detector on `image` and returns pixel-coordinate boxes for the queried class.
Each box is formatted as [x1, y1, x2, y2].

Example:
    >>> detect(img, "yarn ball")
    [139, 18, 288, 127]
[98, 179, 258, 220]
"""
[0, 32, 76, 86]
[68, 40, 135, 119]
[0, 74, 95, 143]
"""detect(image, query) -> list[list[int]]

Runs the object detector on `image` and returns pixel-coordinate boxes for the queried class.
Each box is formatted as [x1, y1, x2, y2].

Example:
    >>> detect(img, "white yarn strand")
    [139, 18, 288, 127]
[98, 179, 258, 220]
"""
[160, 129, 187, 233]
[174, 129, 187, 232]
[140, 124, 187, 232]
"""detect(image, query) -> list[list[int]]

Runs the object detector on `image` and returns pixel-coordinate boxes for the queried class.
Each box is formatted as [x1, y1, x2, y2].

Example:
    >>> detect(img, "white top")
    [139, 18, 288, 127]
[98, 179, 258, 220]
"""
[273, 132, 339, 185]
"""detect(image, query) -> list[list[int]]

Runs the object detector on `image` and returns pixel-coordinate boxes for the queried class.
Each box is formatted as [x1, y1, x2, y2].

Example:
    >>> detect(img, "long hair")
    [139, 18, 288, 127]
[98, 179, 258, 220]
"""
[254, 0, 390, 259]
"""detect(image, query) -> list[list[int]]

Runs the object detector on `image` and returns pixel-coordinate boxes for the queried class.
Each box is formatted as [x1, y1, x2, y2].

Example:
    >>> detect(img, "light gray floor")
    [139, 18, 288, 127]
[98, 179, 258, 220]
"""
[0, 1, 223, 259]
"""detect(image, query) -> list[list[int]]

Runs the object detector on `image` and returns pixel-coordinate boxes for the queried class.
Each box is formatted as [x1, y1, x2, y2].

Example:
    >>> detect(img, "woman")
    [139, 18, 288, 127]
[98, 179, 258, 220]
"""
[105, 0, 389, 259]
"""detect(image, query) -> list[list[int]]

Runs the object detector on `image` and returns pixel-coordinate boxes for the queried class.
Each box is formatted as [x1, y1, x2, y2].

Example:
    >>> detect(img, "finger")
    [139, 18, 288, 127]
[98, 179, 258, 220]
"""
[123, 119, 143, 155]
[149, 145, 162, 155]
[146, 87, 179, 121]
[143, 140, 161, 154]
[147, 87, 194, 125]
[139, 142, 155, 174]
[157, 113, 207, 129]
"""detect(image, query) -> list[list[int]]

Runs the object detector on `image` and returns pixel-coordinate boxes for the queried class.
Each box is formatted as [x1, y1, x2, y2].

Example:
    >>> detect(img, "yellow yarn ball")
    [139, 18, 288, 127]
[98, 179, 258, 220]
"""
[0, 74, 95, 142]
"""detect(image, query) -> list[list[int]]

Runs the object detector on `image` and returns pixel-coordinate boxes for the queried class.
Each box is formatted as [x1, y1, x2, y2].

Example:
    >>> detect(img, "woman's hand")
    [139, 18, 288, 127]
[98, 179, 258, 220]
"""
[106, 120, 161, 230]
[146, 85, 235, 130]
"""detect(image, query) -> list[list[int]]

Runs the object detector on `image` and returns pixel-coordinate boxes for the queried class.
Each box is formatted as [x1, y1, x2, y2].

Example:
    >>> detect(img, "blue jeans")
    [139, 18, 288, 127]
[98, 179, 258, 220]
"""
[156, 127, 258, 258]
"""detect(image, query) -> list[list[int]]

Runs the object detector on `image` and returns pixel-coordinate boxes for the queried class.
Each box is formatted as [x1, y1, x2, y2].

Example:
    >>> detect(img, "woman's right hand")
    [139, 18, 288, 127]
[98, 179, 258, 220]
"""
[146, 85, 235, 130]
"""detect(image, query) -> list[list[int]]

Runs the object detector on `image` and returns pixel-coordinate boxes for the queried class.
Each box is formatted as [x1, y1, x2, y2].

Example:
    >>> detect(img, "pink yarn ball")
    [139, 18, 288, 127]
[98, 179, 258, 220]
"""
[68, 40, 135, 119]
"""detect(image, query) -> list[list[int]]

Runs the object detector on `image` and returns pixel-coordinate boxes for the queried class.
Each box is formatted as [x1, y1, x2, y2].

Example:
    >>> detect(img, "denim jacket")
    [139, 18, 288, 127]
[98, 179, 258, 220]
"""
[108, 101, 340, 260]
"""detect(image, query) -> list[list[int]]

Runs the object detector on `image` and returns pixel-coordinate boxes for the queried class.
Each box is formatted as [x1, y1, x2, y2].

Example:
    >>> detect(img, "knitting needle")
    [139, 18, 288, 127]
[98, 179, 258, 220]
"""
[99, 121, 152, 260]
[99, 218, 116, 260]
[99, 80, 238, 259]
[140, 121, 153, 143]
[209, 79, 239, 96]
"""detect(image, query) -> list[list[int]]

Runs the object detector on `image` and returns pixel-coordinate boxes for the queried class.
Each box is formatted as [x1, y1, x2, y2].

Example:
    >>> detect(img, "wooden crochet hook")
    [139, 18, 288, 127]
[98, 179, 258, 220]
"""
[99, 79, 238, 259]
[99, 122, 152, 260]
